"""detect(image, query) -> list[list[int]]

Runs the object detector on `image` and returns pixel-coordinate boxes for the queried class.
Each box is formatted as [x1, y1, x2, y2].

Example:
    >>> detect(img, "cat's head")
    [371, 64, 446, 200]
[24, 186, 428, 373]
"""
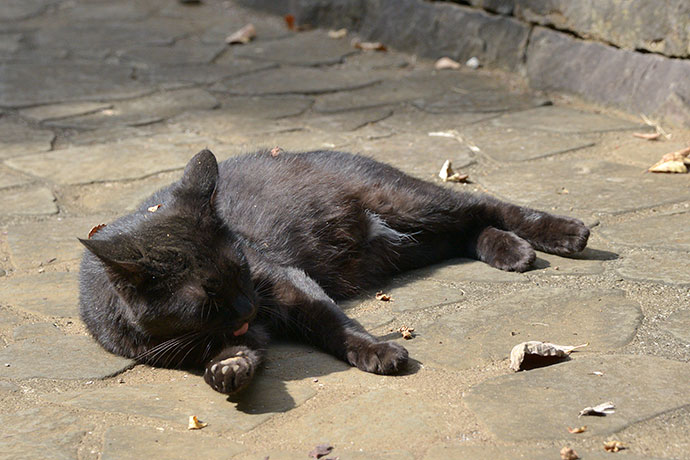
[80, 149, 256, 342]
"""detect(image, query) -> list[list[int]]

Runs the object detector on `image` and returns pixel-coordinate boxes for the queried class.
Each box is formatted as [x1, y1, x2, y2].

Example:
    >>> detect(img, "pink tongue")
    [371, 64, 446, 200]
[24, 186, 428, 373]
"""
[233, 322, 249, 336]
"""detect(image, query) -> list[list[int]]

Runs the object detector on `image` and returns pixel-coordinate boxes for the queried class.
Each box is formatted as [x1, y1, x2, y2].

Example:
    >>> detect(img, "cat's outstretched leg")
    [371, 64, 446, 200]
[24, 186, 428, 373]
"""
[204, 346, 262, 394]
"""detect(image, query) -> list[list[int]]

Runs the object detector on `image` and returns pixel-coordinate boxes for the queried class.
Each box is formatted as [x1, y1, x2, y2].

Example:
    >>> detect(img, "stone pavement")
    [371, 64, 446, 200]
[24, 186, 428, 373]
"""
[1, 1, 689, 459]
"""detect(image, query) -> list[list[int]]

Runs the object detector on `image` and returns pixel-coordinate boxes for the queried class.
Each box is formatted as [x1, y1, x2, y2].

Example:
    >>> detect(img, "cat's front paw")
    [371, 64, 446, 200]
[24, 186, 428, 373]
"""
[204, 353, 255, 394]
[347, 341, 408, 375]
[528, 216, 590, 255]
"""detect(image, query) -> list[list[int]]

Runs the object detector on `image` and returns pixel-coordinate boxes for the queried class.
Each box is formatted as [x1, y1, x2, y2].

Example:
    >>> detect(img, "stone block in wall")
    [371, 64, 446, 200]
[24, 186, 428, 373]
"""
[449, 0, 515, 15]
[527, 27, 690, 127]
[515, 0, 690, 58]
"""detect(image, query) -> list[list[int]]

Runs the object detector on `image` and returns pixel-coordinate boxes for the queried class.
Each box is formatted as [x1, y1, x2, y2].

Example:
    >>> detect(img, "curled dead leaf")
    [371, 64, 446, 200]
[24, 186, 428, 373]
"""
[579, 401, 615, 417]
[648, 145, 690, 173]
[434, 57, 461, 70]
[375, 291, 392, 301]
[328, 28, 347, 39]
[270, 146, 283, 157]
[225, 23, 256, 45]
[352, 39, 387, 51]
[88, 224, 107, 239]
[439, 160, 469, 183]
[428, 130, 463, 142]
[509, 341, 588, 371]
[567, 426, 587, 434]
[284, 14, 311, 31]
[397, 325, 415, 340]
[560, 447, 580, 460]
[309, 444, 333, 459]
[632, 131, 661, 141]
[187, 415, 207, 430]
[603, 440, 625, 452]
[147, 204, 162, 213]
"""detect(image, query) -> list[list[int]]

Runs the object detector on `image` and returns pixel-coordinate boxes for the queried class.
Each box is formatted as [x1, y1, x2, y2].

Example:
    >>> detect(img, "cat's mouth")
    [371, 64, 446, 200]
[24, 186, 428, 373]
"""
[233, 322, 249, 336]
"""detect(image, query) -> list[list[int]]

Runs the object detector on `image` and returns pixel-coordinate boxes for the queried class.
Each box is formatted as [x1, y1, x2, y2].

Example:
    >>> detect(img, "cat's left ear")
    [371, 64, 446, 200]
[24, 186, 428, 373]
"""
[179, 149, 219, 202]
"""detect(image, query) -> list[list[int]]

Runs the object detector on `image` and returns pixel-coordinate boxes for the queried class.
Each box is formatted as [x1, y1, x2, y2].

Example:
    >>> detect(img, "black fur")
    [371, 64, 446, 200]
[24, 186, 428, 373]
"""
[79, 149, 589, 393]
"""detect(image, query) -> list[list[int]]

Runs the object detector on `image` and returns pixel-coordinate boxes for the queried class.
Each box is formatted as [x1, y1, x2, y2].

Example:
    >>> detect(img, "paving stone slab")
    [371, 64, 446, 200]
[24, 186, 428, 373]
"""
[412, 89, 540, 114]
[0, 168, 32, 189]
[0, 330, 133, 380]
[478, 158, 690, 214]
[491, 106, 643, 133]
[45, 88, 219, 130]
[102, 425, 245, 460]
[415, 258, 528, 283]
[600, 211, 690, 251]
[385, 278, 467, 313]
[616, 250, 690, 286]
[218, 95, 313, 119]
[0, 62, 153, 108]
[0, 119, 54, 159]
[234, 449, 406, 460]
[121, 40, 226, 67]
[0, 33, 23, 57]
[5, 133, 212, 185]
[137, 61, 278, 87]
[233, 30, 357, 66]
[405, 288, 641, 370]
[0, 380, 21, 395]
[0, 0, 56, 21]
[530, 247, 615, 276]
[423, 444, 662, 460]
[6, 216, 107, 269]
[661, 309, 690, 344]
[19, 102, 113, 123]
[0, 272, 78, 317]
[464, 354, 690, 441]
[462, 125, 596, 162]
[378, 107, 497, 133]
[0, 187, 56, 216]
[47, 378, 316, 434]
[0, 406, 93, 460]
[53, 0, 156, 22]
[215, 66, 381, 96]
[304, 107, 393, 132]
[12, 321, 61, 341]
[268, 388, 449, 451]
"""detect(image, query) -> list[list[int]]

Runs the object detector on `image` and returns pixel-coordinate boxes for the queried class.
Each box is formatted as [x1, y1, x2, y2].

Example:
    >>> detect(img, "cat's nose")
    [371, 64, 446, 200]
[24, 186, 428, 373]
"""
[233, 294, 255, 321]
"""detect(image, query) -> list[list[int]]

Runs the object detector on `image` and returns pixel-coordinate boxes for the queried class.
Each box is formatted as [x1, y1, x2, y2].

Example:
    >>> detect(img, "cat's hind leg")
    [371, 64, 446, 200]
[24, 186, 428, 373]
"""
[473, 226, 535, 272]
[204, 346, 262, 394]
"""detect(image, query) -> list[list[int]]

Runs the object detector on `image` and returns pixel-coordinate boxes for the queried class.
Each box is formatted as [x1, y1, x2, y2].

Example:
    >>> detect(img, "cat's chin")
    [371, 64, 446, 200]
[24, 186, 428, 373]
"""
[233, 322, 249, 336]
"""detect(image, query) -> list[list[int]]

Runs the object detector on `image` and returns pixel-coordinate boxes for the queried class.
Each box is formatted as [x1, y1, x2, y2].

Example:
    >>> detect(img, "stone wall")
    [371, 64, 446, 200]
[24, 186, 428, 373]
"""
[238, 0, 690, 127]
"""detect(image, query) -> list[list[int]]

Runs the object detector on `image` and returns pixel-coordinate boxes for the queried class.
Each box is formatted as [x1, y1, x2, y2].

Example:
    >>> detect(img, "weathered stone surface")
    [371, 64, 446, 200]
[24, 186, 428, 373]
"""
[48, 378, 316, 433]
[527, 28, 690, 128]
[423, 444, 662, 460]
[378, 107, 497, 133]
[0, 62, 153, 108]
[217, 95, 312, 119]
[0, 187, 56, 216]
[121, 40, 226, 67]
[491, 105, 642, 133]
[54, 0, 156, 22]
[515, 0, 690, 58]
[412, 88, 540, 114]
[617, 250, 690, 286]
[137, 61, 278, 87]
[0, 407, 93, 460]
[0, 119, 54, 159]
[383, 278, 466, 312]
[600, 211, 690, 251]
[464, 354, 690, 441]
[0, 272, 79, 317]
[461, 0, 514, 15]
[269, 388, 449, 451]
[530, 247, 615, 276]
[0, 380, 21, 395]
[0, 33, 23, 57]
[0, 0, 56, 21]
[662, 309, 690, 344]
[415, 258, 527, 283]
[0, 168, 32, 189]
[5, 133, 211, 185]
[20, 102, 113, 123]
[405, 289, 641, 370]
[0, 331, 133, 380]
[235, 449, 405, 460]
[45, 89, 219, 130]
[463, 125, 596, 162]
[233, 30, 357, 66]
[12, 322, 61, 340]
[6, 216, 106, 269]
[478, 158, 690, 214]
[215, 66, 381, 96]
[305, 107, 393, 132]
[102, 425, 245, 460]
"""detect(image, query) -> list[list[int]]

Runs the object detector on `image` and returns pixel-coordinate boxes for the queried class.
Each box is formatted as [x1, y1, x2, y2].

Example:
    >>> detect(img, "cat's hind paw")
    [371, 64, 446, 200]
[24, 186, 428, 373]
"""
[523, 215, 590, 256]
[347, 341, 409, 375]
[204, 352, 255, 394]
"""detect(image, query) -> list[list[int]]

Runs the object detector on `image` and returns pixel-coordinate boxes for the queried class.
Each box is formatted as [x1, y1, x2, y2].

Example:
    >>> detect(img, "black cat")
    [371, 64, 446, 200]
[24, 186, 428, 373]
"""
[79, 149, 589, 394]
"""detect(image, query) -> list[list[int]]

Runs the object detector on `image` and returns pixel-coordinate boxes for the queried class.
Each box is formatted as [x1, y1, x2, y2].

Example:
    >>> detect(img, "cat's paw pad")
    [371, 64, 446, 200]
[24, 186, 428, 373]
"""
[347, 341, 409, 375]
[204, 353, 254, 394]
[535, 217, 590, 255]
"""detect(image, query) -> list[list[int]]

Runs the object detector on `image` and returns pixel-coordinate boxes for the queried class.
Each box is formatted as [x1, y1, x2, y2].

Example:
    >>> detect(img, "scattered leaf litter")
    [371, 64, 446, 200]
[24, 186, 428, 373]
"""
[328, 28, 347, 39]
[352, 39, 387, 51]
[579, 401, 615, 417]
[567, 426, 587, 434]
[225, 23, 256, 45]
[147, 204, 162, 213]
[603, 440, 625, 452]
[187, 415, 207, 430]
[434, 57, 461, 70]
[88, 224, 107, 239]
[648, 145, 690, 173]
[397, 325, 415, 340]
[560, 446, 580, 460]
[375, 291, 392, 301]
[509, 341, 588, 371]
[439, 159, 469, 183]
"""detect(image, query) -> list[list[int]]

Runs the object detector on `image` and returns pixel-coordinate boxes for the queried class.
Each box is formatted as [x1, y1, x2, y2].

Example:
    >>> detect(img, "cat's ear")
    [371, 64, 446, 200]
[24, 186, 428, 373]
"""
[179, 149, 219, 202]
[79, 238, 146, 286]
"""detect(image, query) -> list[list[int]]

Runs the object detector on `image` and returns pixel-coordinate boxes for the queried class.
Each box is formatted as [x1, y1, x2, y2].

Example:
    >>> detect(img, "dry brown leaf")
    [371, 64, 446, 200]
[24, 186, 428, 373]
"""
[352, 39, 387, 51]
[398, 325, 415, 340]
[560, 446, 580, 460]
[147, 204, 162, 213]
[434, 57, 461, 70]
[375, 291, 392, 301]
[187, 415, 207, 430]
[603, 440, 625, 452]
[284, 14, 311, 31]
[509, 341, 588, 371]
[648, 145, 690, 173]
[439, 160, 469, 183]
[225, 24, 256, 45]
[270, 146, 283, 157]
[579, 401, 615, 417]
[567, 426, 587, 434]
[557, 187, 570, 195]
[88, 224, 107, 239]
[633, 131, 661, 140]
[328, 28, 347, 39]
[309, 444, 333, 459]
